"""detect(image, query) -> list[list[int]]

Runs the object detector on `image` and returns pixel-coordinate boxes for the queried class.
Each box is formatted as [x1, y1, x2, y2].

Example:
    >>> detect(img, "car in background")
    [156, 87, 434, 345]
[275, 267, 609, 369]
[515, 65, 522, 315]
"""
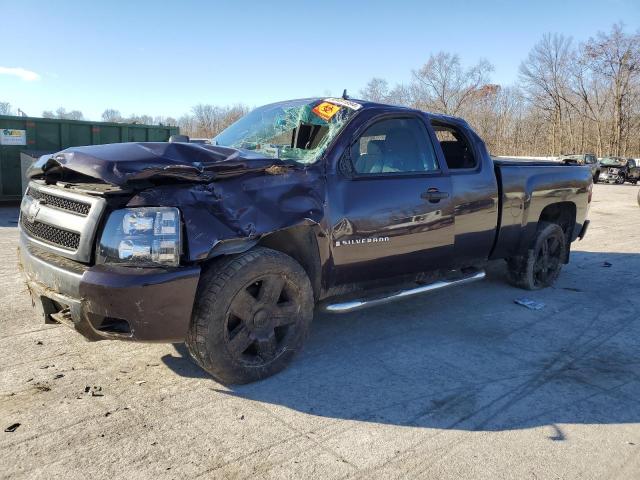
[559, 154, 600, 182]
[599, 156, 639, 184]
[625, 158, 640, 184]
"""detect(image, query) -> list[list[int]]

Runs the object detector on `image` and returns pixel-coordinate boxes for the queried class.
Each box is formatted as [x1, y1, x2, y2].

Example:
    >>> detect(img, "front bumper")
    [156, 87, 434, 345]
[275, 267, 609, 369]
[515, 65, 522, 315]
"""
[19, 234, 201, 342]
[599, 172, 623, 183]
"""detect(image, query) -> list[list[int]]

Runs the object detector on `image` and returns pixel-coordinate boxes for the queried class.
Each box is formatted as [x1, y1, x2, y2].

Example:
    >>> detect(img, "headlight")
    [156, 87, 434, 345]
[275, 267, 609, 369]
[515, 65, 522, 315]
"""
[97, 207, 182, 267]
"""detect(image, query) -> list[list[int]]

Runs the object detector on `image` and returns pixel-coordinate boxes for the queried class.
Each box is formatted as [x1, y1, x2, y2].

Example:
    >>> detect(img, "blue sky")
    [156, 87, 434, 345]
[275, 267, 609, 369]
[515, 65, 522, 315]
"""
[2, 0, 638, 120]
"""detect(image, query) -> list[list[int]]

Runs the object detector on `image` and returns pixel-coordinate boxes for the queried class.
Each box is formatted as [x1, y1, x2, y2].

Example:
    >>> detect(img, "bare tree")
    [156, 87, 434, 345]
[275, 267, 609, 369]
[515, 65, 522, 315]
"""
[102, 109, 122, 122]
[0, 101, 12, 115]
[126, 114, 153, 125]
[583, 24, 640, 155]
[519, 34, 575, 155]
[411, 52, 494, 115]
[43, 107, 85, 120]
[359, 78, 390, 103]
[187, 104, 248, 138]
[153, 115, 178, 126]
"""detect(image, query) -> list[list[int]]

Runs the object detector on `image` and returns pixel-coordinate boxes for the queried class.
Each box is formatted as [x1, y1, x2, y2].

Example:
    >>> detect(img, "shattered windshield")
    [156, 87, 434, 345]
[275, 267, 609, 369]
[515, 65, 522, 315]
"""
[213, 98, 360, 164]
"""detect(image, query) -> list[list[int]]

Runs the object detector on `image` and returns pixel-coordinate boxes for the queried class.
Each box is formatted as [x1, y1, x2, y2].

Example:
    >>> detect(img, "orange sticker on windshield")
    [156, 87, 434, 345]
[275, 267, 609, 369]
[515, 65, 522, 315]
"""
[312, 102, 341, 121]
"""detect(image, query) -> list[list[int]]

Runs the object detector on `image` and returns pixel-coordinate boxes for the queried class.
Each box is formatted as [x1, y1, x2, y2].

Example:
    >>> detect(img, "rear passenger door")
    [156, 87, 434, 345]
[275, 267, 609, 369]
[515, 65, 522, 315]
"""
[328, 115, 455, 285]
[430, 120, 499, 267]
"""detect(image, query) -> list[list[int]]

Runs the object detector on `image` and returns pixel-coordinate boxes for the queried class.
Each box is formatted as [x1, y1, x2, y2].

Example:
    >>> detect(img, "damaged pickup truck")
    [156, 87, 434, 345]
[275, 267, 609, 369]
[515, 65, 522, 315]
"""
[19, 97, 592, 383]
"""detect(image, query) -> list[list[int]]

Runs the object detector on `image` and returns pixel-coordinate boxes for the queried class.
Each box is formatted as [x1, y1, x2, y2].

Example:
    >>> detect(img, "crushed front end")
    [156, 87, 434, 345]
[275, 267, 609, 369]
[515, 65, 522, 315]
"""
[18, 180, 200, 342]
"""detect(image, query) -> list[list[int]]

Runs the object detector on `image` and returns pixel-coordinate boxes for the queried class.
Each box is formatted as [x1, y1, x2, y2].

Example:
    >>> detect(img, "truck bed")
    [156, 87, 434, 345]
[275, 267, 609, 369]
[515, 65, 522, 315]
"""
[490, 162, 592, 261]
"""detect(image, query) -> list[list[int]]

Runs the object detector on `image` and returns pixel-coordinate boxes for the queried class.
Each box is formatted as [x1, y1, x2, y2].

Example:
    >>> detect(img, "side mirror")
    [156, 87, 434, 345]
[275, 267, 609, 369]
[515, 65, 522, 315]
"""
[169, 134, 190, 143]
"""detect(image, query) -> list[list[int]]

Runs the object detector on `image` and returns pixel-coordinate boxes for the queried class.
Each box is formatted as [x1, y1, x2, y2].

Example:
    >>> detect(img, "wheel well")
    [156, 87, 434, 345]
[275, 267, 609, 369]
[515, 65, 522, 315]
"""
[256, 226, 322, 301]
[539, 202, 576, 235]
[539, 202, 576, 262]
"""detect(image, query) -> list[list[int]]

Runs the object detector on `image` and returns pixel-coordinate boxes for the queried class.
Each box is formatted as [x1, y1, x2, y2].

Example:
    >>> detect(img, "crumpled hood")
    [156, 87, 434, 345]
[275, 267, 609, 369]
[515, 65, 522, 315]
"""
[27, 142, 284, 187]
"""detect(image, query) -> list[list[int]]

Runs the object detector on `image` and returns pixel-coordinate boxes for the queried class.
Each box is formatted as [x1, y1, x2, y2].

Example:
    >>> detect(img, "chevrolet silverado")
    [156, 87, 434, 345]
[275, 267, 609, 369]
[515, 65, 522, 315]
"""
[19, 97, 592, 383]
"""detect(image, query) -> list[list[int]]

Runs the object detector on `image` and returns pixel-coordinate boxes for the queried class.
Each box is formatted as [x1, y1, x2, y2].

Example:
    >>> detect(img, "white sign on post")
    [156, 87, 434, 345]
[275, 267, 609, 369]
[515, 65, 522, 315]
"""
[0, 129, 27, 146]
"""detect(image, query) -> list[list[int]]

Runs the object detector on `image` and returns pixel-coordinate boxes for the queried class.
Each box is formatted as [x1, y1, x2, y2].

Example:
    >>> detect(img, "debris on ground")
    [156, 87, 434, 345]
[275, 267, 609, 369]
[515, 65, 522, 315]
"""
[36, 341, 43, 345]
[54, 374, 64, 379]
[135, 380, 146, 385]
[4, 423, 21, 433]
[81, 386, 103, 397]
[34, 382, 51, 392]
[602, 261, 612, 267]
[91, 386, 104, 397]
[514, 298, 546, 310]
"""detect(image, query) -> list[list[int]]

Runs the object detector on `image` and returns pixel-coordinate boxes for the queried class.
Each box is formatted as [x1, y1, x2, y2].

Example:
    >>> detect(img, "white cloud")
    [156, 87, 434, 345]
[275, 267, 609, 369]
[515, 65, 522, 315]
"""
[0, 66, 41, 81]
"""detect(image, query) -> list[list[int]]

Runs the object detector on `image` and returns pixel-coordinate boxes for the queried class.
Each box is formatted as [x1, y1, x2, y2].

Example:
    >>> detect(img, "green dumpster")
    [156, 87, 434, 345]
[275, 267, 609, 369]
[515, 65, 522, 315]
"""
[0, 115, 179, 202]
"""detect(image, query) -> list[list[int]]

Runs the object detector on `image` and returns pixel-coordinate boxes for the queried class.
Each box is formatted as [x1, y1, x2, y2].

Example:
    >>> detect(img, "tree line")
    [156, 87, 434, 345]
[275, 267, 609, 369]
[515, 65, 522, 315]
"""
[360, 23, 640, 157]
[0, 101, 247, 139]
[2, 23, 637, 157]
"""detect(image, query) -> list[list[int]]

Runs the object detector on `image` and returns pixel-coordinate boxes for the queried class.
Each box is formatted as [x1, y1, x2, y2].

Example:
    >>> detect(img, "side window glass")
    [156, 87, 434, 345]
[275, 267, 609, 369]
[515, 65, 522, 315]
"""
[431, 123, 477, 169]
[350, 118, 439, 174]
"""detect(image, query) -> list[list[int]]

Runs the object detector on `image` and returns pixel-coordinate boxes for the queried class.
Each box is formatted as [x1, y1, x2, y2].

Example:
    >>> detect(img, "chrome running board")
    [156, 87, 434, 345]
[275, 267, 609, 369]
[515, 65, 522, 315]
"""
[323, 270, 486, 313]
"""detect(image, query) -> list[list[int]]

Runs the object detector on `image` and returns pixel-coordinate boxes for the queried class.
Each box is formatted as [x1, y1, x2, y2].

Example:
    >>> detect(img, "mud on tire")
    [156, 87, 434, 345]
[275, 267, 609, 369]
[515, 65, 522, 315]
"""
[507, 222, 567, 290]
[186, 247, 314, 384]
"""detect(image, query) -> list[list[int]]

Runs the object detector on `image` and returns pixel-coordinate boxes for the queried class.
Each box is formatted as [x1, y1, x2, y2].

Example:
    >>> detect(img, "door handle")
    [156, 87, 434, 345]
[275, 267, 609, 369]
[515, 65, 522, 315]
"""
[421, 189, 449, 202]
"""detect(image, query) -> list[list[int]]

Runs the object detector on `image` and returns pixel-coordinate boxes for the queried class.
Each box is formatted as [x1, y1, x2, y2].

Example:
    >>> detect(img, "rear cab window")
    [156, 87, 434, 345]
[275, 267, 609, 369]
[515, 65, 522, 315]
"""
[431, 123, 478, 170]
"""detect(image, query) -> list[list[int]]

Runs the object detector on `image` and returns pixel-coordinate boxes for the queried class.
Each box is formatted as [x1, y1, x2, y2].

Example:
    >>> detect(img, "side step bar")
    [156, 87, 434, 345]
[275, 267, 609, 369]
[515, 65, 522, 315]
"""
[323, 271, 486, 314]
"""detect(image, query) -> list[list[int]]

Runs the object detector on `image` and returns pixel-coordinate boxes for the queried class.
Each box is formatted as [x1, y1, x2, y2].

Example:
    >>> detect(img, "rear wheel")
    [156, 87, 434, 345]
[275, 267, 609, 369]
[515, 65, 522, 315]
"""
[186, 247, 314, 384]
[507, 222, 567, 290]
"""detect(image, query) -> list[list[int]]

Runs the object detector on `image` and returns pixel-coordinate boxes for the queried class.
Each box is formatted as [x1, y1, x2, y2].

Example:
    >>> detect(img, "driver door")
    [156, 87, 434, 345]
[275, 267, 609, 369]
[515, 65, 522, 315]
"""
[327, 115, 455, 285]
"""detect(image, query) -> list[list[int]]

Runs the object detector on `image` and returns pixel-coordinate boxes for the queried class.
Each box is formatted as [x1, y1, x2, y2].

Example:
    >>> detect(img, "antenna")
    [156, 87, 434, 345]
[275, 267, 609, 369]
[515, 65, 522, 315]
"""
[342, 89, 349, 100]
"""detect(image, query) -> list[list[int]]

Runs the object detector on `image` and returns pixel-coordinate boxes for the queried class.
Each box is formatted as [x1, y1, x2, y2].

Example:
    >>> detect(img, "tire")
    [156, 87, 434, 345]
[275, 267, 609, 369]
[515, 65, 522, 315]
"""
[616, 175, 625, 185]
[507, 222, 567, 290]
[186, 247, 314, 384]
[593, 172, 600, 183]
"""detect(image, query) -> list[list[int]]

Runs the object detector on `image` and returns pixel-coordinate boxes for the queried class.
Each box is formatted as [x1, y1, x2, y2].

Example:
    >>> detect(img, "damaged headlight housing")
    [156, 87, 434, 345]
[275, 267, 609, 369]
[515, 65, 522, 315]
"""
[98, 207, 182, 267]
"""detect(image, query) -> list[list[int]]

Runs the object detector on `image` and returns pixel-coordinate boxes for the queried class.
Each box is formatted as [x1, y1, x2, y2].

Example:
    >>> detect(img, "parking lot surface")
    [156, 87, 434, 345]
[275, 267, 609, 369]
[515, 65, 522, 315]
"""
[1, 183, 639, 479]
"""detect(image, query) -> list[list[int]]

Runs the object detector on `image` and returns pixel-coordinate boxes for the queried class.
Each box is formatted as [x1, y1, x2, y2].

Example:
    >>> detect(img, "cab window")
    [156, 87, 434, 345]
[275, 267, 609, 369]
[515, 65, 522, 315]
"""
[431, 123, 477, 169]
[350, 118, 439, 174]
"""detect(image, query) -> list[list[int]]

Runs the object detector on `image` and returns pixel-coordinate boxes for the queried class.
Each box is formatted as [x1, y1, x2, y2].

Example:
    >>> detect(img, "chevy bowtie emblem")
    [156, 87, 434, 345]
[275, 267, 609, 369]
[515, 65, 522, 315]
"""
[25, 198, 41, 223]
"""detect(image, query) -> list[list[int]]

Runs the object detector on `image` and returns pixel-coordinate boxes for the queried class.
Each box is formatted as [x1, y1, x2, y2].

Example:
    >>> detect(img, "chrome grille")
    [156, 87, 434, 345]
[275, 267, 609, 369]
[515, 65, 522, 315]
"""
[26, 187, 91, 216]
[20, 181, 107, 263]
[20, 217, 80, 250]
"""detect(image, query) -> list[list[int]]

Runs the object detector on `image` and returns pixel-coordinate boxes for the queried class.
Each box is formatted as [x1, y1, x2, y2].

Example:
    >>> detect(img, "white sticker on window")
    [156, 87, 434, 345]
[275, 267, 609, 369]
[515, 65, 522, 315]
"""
[324, 98, 363, 110]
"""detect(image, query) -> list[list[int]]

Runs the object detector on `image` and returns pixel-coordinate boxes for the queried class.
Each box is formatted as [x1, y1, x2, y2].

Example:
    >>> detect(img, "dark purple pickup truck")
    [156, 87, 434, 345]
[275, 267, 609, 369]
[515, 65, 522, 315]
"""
[19, 97, 592, 383]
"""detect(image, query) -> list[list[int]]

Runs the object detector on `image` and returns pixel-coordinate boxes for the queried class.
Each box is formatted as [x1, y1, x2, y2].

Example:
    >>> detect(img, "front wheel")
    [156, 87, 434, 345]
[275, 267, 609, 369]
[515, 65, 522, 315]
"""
[186, 247, 314, 384]
[507, 222, 567, 290]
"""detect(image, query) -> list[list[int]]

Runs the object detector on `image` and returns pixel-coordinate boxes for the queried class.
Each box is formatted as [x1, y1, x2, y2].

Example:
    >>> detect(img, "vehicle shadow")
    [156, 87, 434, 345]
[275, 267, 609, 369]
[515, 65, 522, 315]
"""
[164, 250, 640, 433]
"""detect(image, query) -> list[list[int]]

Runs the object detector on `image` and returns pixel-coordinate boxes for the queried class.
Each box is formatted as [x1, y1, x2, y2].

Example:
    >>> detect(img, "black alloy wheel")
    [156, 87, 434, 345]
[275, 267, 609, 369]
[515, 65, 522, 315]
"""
[225, 274, 300, 366]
